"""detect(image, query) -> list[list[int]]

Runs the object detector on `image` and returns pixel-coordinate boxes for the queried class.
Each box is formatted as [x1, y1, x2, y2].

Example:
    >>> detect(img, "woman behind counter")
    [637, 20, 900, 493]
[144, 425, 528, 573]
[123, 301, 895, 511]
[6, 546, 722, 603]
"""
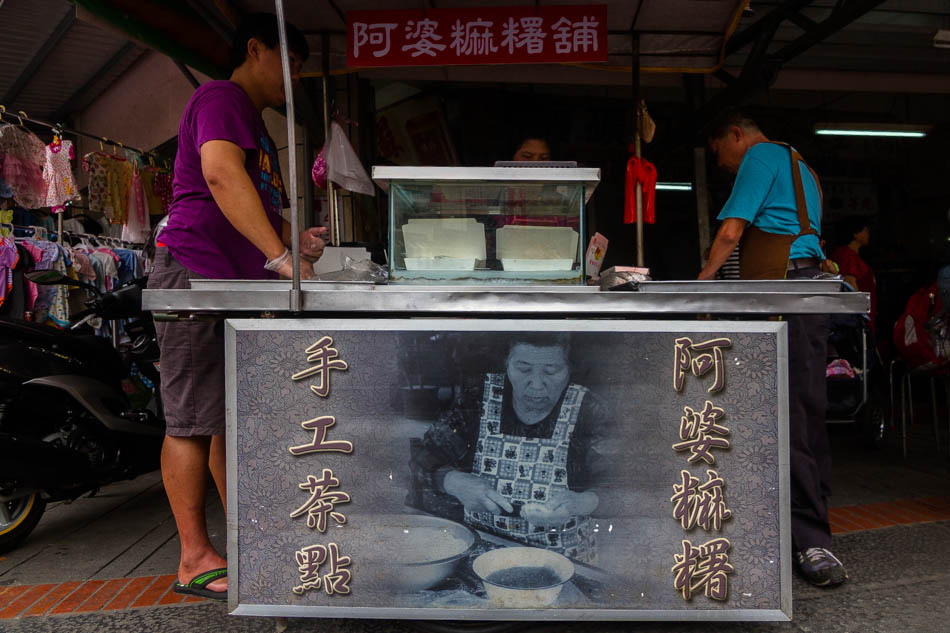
[409, 333, 617, 564]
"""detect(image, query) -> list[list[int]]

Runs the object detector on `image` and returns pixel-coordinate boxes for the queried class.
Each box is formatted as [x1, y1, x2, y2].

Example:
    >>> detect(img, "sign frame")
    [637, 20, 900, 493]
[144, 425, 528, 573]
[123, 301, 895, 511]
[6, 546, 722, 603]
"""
[225, 318, 791, 621]
[346, 5, 609, 69]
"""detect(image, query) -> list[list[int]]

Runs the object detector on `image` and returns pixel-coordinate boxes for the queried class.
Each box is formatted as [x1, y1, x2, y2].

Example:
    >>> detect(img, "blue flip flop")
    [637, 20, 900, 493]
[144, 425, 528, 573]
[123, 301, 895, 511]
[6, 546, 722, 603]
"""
[172, 568, 228, 601]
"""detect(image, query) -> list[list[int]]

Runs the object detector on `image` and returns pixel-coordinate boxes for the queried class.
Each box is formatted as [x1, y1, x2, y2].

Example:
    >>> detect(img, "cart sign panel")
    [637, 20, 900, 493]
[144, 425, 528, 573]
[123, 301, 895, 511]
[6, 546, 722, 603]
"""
[346, 6, 608, 68]
[226, 319, 790, 621]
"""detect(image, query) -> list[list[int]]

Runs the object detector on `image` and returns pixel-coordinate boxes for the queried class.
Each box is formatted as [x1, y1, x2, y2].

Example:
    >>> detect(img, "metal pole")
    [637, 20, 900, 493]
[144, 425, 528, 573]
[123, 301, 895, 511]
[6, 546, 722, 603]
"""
[274, 0, 301, 312]
[632, 32, 644, 268]
[694, 147, 711, 262]
[303, 126, 314, 228]
[322, 33, 339, 247]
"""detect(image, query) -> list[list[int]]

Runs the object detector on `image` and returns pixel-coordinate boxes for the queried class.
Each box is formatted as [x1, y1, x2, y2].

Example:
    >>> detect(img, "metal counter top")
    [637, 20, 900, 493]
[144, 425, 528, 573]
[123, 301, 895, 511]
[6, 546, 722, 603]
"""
[143, 279, 869, 315]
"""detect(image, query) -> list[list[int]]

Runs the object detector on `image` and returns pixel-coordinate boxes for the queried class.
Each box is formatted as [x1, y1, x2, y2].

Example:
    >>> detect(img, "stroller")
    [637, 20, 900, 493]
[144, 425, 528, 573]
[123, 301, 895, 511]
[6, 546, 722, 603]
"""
[825, 309, 888, 447]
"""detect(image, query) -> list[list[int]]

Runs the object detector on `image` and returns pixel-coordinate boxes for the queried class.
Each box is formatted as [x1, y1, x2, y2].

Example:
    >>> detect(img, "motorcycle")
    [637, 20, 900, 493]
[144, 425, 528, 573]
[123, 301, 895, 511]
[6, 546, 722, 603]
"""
[0, 270, 164, 553]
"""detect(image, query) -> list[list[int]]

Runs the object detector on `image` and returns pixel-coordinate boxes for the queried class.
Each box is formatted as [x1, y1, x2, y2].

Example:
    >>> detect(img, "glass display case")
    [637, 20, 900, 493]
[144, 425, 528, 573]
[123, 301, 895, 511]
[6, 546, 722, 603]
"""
[373, 166, 600, 284]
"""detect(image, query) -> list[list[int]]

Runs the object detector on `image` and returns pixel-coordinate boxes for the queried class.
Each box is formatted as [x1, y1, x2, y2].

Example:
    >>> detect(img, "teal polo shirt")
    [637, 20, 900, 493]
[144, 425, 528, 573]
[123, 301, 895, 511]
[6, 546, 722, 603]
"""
[717, 142, 825, 260]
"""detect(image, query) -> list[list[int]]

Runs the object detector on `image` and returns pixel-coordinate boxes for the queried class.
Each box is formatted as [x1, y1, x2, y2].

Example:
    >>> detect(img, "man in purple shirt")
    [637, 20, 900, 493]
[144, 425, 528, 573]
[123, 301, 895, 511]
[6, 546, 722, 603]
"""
[147, 14, 323, 600]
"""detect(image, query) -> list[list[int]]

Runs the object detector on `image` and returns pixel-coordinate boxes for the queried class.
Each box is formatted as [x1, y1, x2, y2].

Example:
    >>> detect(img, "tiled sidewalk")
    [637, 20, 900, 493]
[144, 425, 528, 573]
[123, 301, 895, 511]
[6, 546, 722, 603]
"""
[0, 573, 206, 620]
[828, 495, 950, 534]
[1, 495, 949, 620]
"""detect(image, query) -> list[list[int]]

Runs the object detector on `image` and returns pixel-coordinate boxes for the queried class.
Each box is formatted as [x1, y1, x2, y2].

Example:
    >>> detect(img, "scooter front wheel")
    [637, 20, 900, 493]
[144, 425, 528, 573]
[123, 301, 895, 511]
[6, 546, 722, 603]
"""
[0, 492, 46, 554]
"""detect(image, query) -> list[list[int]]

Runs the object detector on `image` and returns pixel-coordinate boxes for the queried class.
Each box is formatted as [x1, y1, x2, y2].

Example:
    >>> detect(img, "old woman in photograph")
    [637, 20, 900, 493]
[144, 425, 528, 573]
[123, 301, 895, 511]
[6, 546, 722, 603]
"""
[409, 333, 616, 564]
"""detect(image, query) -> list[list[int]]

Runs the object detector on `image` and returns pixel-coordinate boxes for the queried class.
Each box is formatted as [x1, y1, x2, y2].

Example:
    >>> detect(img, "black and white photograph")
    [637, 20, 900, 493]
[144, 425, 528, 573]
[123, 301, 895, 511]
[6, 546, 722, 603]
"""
[229, 319, 789, 619]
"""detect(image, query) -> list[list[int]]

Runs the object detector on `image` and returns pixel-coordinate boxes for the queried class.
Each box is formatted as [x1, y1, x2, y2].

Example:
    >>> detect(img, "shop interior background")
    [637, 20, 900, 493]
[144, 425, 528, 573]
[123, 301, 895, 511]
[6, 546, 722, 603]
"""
[1, 0, 948, 342]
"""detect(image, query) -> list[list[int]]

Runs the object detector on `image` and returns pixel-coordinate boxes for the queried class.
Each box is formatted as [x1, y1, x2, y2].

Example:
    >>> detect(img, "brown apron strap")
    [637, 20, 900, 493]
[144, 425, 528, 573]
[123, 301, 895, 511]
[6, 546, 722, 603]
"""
[767, 141, 818, 238]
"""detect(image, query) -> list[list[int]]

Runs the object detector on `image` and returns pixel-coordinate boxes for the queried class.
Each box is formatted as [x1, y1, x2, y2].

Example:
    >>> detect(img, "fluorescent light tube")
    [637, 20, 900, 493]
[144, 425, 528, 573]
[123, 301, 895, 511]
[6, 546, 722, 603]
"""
[656, 182, 693, 191]
[814, 123, 930, 138]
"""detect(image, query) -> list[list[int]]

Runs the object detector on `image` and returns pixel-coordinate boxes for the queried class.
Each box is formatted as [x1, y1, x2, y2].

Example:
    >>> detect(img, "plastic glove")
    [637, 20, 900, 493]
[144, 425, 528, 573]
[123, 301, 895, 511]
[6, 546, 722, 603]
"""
[275, 256, 315, 280]
[299, 226, 328, 262]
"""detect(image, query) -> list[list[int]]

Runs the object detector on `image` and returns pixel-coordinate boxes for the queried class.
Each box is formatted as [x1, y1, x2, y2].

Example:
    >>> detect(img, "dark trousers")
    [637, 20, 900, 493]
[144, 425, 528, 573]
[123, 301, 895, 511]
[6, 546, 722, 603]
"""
[786, 268, 833, 551]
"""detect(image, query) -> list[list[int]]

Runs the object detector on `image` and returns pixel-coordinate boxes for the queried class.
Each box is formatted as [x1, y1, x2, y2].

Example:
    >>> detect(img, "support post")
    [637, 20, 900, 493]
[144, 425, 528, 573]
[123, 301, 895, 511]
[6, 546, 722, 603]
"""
[694, 147, 711, 262]
[274, 0, 301, 312]
[303, 126, 314, 228]
[684, 74, 711, 265]
[322, 33, 340, 247]
[632, 32, 644, 268]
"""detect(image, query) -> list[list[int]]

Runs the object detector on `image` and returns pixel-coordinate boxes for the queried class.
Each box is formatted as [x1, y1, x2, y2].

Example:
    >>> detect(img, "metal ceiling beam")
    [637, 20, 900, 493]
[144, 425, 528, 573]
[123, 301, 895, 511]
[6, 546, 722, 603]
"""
[175, 60, 202, 89]
[50, 42, 137, 122]
[326, 0, 346, 28]
[185, 0, 236, 43]
[725, 0, 812, 57]
[774, 0, 890, 62]
[2, 10, 76, 106]
[696, 0, 888, 135]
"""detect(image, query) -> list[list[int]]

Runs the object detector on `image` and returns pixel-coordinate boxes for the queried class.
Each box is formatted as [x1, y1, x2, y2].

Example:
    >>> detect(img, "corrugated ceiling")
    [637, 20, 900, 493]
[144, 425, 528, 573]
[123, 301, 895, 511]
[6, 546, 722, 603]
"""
[0, 0, 145, 122]
[0, 0, 948, 124]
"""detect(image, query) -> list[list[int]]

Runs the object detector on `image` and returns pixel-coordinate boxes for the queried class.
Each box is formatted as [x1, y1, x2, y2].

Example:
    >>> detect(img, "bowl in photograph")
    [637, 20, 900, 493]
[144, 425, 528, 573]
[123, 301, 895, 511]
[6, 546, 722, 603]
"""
[472, 546, 574, 608]
[382, 514, 477, 593]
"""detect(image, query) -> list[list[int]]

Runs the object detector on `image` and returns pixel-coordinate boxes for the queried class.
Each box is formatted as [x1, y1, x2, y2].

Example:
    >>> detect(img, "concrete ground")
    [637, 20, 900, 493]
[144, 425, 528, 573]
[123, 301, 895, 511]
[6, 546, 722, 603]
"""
[1, 424, 949, 633]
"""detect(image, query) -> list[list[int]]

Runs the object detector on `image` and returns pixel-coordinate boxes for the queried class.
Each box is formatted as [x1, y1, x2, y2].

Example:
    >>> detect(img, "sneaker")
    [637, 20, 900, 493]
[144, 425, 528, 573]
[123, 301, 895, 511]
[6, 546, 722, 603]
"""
[795, 547, 849, 587]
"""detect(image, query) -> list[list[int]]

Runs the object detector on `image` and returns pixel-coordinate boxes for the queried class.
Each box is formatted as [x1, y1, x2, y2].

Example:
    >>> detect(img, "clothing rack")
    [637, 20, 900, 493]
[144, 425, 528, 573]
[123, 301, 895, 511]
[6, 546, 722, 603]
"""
[0, 106, 161, 163]
[7, 224, 143, 250]
[1, 109, 168, 243]
[63, 230, 143, 250]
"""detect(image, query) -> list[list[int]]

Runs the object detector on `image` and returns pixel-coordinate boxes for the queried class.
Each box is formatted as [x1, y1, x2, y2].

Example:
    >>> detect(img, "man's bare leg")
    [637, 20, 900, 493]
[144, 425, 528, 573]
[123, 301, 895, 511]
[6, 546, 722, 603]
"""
[209, 434, 227, 515]
[162, 435, 227, 592]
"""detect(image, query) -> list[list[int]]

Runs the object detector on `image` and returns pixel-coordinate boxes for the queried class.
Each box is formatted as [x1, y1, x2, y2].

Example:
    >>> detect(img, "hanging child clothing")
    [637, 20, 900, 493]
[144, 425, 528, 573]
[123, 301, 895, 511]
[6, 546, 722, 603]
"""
[83, 152, 133, 224]
[0, 124, 47, 209]
[23, 238, 70, 327]
[0, 236, 18, 309]
[43, 137, 82, 212]
[121, 164, 151, 244]
[152, 170, 174, 211]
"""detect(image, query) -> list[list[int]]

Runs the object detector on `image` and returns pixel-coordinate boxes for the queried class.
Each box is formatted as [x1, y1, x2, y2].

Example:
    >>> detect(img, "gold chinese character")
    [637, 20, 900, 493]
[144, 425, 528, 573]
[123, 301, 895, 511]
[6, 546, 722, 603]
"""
[673, 337, 732, 393]
[670, 469, 732, 531]
[291, 542, 352, 595]
[290, 468, 351, 532]
[672, 537, 734, 601]
[672, 401, 730, 465]
[292, 336, 348, 397]
[289, 416, 354, 456]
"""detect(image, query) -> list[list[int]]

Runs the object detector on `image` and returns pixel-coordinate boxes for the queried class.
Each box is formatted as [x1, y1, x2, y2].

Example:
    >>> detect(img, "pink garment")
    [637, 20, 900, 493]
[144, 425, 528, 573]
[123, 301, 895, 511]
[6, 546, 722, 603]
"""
[44, 138, 81, 211]
[0, 125, 46, 209]
[69, 249, 96, 281]
[21, 241, 43, 310]
[152, 171, 174, 210]
[121, 165, 150, 243]
[0, 237, 18, 308]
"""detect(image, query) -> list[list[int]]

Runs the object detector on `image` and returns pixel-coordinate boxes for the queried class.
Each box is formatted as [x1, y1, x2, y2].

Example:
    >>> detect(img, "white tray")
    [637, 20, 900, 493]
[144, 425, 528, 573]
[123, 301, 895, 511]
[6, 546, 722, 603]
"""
[501, 258, 574, 271]
[405, 257, 477, 271]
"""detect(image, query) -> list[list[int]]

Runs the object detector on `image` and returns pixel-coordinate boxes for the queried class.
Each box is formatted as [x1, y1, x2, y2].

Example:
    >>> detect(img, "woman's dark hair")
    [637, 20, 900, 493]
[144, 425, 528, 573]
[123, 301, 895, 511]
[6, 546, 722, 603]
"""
[505, 332, 572, 364]
[514, 135, 550, 154]
[230, 13, 310, 71]
[836, 216, 870, 245]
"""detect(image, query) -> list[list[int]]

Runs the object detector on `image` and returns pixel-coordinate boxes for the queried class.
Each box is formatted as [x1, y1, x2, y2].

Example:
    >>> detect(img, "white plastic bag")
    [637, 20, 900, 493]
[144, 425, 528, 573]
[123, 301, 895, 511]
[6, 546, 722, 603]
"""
[326, 121, 374, 196]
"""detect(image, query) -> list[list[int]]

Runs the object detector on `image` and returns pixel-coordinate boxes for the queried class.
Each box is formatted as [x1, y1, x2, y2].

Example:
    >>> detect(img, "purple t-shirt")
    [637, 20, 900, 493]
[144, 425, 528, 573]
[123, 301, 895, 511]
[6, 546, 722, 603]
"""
[160, 80, 287, 279]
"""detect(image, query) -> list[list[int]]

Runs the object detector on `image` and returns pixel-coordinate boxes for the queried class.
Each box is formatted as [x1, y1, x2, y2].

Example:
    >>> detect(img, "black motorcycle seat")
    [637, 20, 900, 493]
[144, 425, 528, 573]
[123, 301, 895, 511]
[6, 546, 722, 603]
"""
[0, 319, 128, 381]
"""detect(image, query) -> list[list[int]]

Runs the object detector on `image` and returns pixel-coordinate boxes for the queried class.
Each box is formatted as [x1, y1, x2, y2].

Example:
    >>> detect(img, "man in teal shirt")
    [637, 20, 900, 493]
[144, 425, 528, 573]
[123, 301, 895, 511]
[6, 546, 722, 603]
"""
[700, 110, 848, 588]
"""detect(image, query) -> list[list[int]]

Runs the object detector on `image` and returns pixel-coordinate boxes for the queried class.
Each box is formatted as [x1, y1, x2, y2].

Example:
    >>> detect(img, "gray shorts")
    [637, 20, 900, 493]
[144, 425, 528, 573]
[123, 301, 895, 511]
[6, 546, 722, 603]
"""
[147, 248, 225, 437]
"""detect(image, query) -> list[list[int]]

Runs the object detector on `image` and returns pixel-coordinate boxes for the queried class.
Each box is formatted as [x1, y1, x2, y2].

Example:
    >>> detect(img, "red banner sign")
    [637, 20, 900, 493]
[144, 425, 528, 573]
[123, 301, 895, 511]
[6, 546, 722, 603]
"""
[347, 5, 608, 68]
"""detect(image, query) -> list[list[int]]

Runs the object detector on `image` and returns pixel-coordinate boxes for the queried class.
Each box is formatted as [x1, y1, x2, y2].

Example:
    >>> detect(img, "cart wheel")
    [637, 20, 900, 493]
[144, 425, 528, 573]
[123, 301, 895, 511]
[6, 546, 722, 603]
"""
[411, 622, 528, 633]
[857, 395, 888, 450]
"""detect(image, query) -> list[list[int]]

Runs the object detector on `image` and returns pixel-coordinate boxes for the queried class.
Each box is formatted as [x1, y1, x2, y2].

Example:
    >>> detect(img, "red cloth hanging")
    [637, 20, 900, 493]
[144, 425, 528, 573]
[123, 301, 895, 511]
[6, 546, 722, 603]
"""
[624, 151, 657, 224]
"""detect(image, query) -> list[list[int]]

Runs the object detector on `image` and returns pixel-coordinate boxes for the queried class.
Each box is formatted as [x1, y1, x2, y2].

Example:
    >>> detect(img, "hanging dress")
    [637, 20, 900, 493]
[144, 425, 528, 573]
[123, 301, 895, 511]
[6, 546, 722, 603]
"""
[0, 124, 47, 209]
[43, 138, 82, 212]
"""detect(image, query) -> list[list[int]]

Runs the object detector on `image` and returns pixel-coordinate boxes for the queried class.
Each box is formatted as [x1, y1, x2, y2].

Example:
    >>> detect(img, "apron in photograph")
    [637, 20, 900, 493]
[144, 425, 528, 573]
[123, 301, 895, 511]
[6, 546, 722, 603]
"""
[464, 373, 596, 563]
